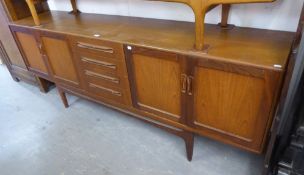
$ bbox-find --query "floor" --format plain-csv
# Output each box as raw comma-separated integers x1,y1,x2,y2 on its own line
0,65,264,175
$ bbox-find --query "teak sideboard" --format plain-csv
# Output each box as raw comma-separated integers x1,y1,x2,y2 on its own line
2,0,296,160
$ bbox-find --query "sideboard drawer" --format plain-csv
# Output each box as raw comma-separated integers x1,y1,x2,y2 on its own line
78,54,123,76
84,69,128,88
87,82,127,104
70,36,124,59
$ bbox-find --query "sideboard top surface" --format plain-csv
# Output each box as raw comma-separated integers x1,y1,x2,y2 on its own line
10,11,294,70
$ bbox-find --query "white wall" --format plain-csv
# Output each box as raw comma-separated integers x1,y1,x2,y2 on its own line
48,0,304,32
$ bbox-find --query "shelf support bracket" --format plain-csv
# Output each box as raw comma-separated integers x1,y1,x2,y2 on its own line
25,0,41,26
220,4,231,28
70,0,80,14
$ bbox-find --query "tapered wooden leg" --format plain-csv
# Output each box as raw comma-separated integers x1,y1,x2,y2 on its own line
139,118,195,161
36,77,49,93
182,132,195,161
58,88,69,108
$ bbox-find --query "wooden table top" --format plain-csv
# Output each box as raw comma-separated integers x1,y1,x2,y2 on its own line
11,11,295,70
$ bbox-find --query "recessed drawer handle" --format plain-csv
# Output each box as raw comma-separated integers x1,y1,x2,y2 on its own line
85,70,120,84
181,74,187,93
81,57,117,70
89,83,122,97
187,76,194,96
77,42,114,54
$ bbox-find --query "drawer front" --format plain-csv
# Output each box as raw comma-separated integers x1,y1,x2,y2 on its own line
70,36,124,59
84,69,127,88
87,82,127,104
69,36,131,105
79,54,124,76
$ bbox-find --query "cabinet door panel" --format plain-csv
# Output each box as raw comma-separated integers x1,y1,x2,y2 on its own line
126,47,186,123
41,34,80,86
134,54,181,117
194,68,264,139
15,32,47,74
191,60,279,151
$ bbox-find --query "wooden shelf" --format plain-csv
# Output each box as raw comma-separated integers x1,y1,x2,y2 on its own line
23,0,277,50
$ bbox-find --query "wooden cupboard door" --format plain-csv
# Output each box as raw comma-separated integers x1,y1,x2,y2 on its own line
40,33,80,87
125,46,187,123
11,27,48,76
190,60,280,152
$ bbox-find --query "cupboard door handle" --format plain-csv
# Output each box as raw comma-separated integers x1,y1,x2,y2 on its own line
77,42,114,54
37,43,43,54
89,83,122,97
38,43,42,50
85,70,120,84
112,91,122,96
81,57,117,69
187,76,194,96
181,74,187,93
